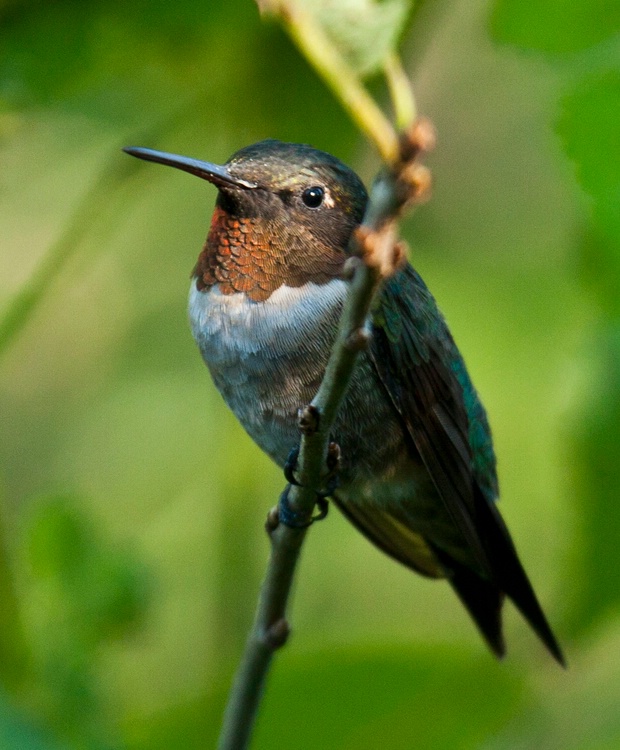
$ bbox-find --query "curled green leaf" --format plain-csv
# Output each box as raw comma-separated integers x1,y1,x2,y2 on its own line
311,0,413,76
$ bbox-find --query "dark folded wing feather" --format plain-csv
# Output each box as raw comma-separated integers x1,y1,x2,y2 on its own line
369,264,494,577
332,494,443,578
362,264,564,664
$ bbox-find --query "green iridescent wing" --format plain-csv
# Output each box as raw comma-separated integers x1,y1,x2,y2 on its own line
369,264,497,571
354,263,564,663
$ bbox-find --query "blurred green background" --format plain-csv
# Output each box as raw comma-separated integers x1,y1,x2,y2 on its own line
1,0,619,747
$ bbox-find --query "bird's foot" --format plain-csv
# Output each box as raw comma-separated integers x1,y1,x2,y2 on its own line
284,442,341,497
283,446,301,486
278,442,341,528
278,485,329,529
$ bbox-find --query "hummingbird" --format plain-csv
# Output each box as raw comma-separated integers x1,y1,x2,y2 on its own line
124,139,564,665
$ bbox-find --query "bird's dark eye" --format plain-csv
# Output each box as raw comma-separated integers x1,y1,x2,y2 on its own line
302,186,324,208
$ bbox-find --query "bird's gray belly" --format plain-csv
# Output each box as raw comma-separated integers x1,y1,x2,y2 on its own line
189,280,479,565
188,280,408,485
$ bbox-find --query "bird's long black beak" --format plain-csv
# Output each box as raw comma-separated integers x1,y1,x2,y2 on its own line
123,146,257,189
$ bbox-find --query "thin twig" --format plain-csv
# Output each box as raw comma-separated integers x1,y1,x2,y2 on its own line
217,4,433,746
383,52,417,131
215,517,305,750
216,122,432,749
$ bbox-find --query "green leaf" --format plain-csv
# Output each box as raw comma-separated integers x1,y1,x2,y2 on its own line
0,689,65,750
490,0,620,54
254,645,523,750
576,228,620,317
26,496,89,579
126,645,524,750
0,0,258,125
566,323,620,635
552,53,620,643
23,496,151,746
311,0,413,76
25,494,151,638
557,72,620,250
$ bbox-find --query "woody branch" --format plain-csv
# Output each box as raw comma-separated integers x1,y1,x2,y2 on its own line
216,3,434,749
216,122,434,750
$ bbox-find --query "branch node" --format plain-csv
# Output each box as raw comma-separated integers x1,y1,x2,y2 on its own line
393,240,409,268
354,223,402,278
263,618,290,649
345,326,371,351
399,164,433,206
343,255,362,279
399,117,436,163
266,506,280,534
298,404,320,436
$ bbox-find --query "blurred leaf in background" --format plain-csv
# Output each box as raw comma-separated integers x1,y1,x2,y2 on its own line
491,0,620,54
0,688,65,750
312,0,411,76
0,0,619,748
22,494,150,748
558,73,620,252
488,2,620,748
555,73,620,636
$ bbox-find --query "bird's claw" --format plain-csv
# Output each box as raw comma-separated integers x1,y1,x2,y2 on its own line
283,442,341,497
278,441,341,528
284,446,301,486
278,484,329,529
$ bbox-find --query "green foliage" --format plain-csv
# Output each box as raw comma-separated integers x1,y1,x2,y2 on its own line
0,690,65,750
554,74,620,636
557,73,620,252
490,0,620,54
255,646,522,750
311,0,413,75
0,0,618,747
567,325,620,633
0,0,224,116
492,0,620,644
26,495,150,638
123,645,524,750
0,499,27,690
22,496,150,747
